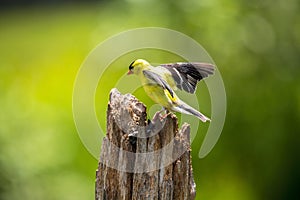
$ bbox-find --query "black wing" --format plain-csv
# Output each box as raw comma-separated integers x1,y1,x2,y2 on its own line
143,70,174,97
160,62,215,94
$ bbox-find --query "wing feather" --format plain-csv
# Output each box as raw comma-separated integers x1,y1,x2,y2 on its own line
160,62,215,93
143,70,174,98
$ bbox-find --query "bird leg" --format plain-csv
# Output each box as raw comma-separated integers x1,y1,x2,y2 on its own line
152,107,171,122
160,109,172,120
152,107,165,122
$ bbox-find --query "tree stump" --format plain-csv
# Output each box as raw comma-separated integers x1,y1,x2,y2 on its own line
95,88,196,200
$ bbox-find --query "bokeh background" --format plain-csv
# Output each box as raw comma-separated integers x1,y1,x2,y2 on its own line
1,0,300,199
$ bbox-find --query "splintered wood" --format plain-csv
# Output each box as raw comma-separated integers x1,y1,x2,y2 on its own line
95,88,196,200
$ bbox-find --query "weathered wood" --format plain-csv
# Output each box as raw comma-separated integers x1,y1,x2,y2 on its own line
95,88,196,200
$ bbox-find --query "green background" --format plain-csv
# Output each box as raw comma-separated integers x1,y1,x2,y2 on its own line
1,0,300,199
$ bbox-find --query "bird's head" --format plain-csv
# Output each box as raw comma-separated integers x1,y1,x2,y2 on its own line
127,59,150,75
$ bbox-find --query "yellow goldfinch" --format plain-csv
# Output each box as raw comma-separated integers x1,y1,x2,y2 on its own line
127,59,214,122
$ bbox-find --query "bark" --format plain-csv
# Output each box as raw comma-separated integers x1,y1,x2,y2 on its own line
95,88,196,200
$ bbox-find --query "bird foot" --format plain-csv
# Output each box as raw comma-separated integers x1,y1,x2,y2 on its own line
160,111,172,120
152,111,163,122
151,108,169,122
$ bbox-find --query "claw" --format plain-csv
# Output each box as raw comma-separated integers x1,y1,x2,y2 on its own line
152,107,166,122
152,112,162,122
160,111,172,120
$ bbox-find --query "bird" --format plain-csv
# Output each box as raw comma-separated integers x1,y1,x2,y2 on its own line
127,59,214,122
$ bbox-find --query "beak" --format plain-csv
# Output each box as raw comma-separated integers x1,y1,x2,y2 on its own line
127,70,133,75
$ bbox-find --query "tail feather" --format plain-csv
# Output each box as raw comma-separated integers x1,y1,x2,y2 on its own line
174,101,211,122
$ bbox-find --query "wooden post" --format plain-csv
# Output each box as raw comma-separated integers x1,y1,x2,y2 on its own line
95,88,196,200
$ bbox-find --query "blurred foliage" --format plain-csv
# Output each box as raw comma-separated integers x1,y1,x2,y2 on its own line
0,0,300,199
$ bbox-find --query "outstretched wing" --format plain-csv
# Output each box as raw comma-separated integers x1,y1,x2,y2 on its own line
160,62,215,93
143,70,174,98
